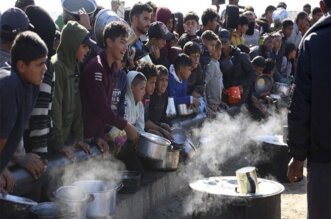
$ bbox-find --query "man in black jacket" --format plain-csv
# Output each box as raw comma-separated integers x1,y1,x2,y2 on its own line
287,1,331,218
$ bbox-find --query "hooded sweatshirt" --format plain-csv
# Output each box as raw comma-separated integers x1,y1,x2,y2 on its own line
49,21,89,153
124,71,146,133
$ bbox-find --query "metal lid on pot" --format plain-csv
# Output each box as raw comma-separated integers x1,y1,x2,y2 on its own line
0,194,37,206
72,180,121,194
139,132,171,146
189,176,284,198
55,186,87,202
62,0,97,14
253,135,287,146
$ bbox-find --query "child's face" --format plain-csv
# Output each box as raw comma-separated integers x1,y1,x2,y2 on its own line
184,19,198,36
179,65,193,80
189,52,200,69
156,74,169,95
107,35,128,62
132,81,146,102
211,46,222,60
205,40,217,56
254,66,264,76
18,56,48,86
289,50,297,60
154,38,167,49
145,76,157,96
76,44,90,62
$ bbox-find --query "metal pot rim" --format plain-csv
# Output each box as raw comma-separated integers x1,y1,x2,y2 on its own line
140,132,171,146
71,180,122,194
0,194,37,206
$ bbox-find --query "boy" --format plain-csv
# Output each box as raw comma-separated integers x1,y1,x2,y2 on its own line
168,53,200,107
178,11,202,49
200,30,219,70
137,63,172,140
0,31,47,192
205,39,225,113
231,15,249,47
80,21,138,151
149,65,170,127
50,21,94,160
183,41,204,97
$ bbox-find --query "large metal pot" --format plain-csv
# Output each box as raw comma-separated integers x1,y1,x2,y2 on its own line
190,176,285,219
146,148,180,171
62,0,97,15
138,132,171,160
29,202,76,219
72,180,122,217
94,9,137,47
0,194,37,219
54,186,88,219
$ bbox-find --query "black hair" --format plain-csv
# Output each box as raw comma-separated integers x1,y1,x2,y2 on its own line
263,58,275,74
103,21,128,47
174,53,192,71
201,8,218,26
124,9,131,25
324,0,331,8
284,42,296,58
312,7,322,16
129,3,153,23
237,15,249,26
295,11,308,24
265,5,276,14
156,65,169,77
174,12,184,36
183,41,201,55
282,19,294,29
237,44,250,54
201,30,219,42
136,62,157,80
11,30,48,67
303,4,311,9
131,73,147,87
184,11,199,23
15,0,35,10
146,1,157,13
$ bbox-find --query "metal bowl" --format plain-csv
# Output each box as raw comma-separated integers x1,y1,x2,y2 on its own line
138,132,171,160
0,194,37,218
255,75,273,95
62,0,97,14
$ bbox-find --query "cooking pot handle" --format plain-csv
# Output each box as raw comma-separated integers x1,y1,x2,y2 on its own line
116,183,124,192
88,194,95,203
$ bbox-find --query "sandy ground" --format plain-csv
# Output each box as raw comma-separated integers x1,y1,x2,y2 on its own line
147,168,308,219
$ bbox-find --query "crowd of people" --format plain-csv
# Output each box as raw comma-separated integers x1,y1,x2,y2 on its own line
0,0,330,218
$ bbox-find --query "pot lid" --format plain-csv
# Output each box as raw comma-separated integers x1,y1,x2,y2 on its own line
189,176,284,198
72,180,121,194
253,135,287,146
55,186,87,202
0,194,37,206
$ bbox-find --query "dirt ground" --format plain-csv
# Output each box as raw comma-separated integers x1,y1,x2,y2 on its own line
147,167,308,219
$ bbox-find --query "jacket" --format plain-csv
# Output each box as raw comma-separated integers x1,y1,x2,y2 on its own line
288,13,331,163
168,65,192,105
80,51,128,138
124,71,146,133
49,21,89,152
205,58,224,107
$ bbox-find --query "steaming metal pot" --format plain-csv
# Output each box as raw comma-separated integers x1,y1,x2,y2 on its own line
138,132,171,160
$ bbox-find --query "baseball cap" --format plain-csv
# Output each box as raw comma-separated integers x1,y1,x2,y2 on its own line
218,28,230,42
82,33,97,47
0,7,33,34
148,21,174,40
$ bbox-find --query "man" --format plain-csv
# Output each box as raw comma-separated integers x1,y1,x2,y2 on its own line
0,31,48,193
287,11,310,48
287,1,331,219
230,15,249,47
196,8,219,36
303,3,312,16
311,7,323,26
130,2,152,41
243,11,260,47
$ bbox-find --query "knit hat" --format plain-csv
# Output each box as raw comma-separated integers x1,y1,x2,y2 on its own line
156,7,174,25
148,21,174,40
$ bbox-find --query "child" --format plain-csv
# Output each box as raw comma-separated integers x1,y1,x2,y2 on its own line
178,11,202,49
200,30,219,70
0,31,47,192
168,53,200,107
50,21,94,160
149,65,172,136
124,71,147,133
280,42,296,83
136,63,172,140
183,41,204,97
205,39,225,113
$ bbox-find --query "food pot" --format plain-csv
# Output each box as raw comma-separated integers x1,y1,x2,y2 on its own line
71,180,122,217
146,148,180,171
138,132,171,160
119,171,142,194
190,176,284,219
176,104,196,116
54,186,89,219
0,194,37,219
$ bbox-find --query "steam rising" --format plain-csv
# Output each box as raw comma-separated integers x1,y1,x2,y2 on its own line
180,107,287,215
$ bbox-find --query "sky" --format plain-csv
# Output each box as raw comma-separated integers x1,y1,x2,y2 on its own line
0,0,320,21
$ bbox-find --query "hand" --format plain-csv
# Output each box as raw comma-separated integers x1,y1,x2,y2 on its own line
287,158,304,183
160,123,172,133
124,123,139,146
94,137,109,154
78,8,92,30
59,146,76,161
0,168,15,193
75,141,91,155
16,153,47,180
149,45,160,60
127,47,136,67
192,97,201,108
161,129,174,142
